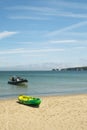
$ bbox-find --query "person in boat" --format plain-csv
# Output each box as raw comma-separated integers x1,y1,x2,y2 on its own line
11,76,17,81
16,77,20,81
12,76,15,81
10,76,27,82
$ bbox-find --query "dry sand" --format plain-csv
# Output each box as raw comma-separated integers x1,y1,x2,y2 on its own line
0,94,87,130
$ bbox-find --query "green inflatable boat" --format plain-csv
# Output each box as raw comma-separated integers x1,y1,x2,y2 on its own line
18,95,41,106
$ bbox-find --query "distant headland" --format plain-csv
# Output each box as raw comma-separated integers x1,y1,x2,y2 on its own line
52,66,87,71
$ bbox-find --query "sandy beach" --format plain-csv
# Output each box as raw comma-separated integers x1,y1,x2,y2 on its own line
0,94,87,130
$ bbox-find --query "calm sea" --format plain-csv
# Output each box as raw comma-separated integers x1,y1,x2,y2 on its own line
0,71,87,99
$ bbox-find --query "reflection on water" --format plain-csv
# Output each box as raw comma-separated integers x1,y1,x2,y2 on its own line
16,83,28,88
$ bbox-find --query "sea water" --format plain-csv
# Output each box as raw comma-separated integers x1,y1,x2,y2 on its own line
0,71,87,99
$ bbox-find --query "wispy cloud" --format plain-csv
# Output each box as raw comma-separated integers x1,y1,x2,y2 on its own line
49,39,87,45
0,48,64,55
47,21,87,36
8,8,87,20
51,12,87,18
57,1,87,10
6,4,87,19
0,31,18,39
49,40,77,44
6,1,87,11
28,48,64,53
17,41,32,44
0,48,24,54
9,16,48,20
6,6,55,12
61,32,87,36
74,46,86,49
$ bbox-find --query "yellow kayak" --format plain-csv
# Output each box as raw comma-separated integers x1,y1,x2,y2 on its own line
18,95,41,106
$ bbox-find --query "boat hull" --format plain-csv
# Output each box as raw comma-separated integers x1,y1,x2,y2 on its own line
8,79,28,85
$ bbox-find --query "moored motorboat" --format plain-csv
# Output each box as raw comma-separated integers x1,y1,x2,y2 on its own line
18,95,41,106
8,76,28,85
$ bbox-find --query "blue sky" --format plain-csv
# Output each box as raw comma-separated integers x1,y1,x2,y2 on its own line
0,0,87,70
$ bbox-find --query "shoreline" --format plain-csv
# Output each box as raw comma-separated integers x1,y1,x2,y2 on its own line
0,92,87,100
0,94,87,130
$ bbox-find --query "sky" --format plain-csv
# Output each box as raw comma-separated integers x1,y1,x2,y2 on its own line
0,0,87,70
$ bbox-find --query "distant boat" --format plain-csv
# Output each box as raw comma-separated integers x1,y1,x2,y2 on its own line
8,76,28,85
